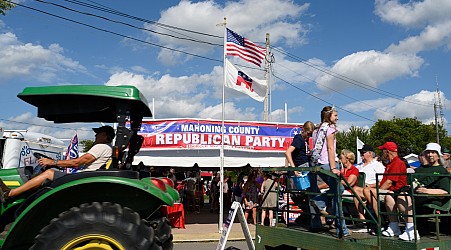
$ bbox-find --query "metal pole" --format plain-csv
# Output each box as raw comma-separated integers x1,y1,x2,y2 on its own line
219,17,227,233
284,102,288,123
263,33,270,121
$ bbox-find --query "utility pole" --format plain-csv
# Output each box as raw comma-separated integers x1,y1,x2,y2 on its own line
263,33,270,122
435,76,446,134
434,104,439,144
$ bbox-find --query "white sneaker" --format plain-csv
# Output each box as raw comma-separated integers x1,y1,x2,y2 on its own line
399,230,420,241
381,226,401,237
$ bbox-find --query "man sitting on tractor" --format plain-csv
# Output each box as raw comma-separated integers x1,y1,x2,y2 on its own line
0,125,115,202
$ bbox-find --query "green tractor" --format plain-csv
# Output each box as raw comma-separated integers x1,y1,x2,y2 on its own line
0,85,179,249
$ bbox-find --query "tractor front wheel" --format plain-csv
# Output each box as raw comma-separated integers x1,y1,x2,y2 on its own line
31,202,159,250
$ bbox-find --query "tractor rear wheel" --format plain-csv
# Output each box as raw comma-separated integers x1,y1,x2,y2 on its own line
31,202,159,250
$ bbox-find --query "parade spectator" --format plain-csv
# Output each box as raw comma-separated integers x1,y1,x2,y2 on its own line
339,149,359,200
184,172,197,212
243,173,260,224
233,179,244,204
261,172,278,227
352,144,385,228
363,141,407,237
397,143,450,241
210,173,220,213
443,148,451,170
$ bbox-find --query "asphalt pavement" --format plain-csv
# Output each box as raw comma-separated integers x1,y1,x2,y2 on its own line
173,240,249,250
172,202,256,244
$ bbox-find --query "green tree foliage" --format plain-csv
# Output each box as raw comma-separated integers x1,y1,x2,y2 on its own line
368,117,445,157
80,139,94,153
336,126,370,162
0,0,15,15
336,117,450,160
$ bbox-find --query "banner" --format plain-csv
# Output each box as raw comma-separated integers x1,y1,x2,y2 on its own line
136,119,303,152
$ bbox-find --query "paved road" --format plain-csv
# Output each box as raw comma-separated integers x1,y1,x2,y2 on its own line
174,240,250,250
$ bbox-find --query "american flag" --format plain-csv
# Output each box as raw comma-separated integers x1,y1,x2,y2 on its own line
226,28,266,67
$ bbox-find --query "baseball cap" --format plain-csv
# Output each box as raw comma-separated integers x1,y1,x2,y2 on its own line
92,125,115,140
358,144,374,154
424,142,443,156
443,148,450,155
378,141,397,152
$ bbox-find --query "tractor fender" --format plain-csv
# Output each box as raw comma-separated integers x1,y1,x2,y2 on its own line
2,176,177,249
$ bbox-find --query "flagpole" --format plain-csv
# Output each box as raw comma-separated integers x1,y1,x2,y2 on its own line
219,17,227,233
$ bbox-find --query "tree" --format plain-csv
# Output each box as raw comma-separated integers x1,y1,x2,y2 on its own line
0,0,15,15
80,139,94,153
368,117,443,157
336,126,370,161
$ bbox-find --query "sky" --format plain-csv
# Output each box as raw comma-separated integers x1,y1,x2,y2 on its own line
0,0,450,142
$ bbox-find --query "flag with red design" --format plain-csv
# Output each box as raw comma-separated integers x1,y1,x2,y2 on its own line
225,59,266,102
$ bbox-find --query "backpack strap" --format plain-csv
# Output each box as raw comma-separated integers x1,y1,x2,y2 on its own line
313,123,329,153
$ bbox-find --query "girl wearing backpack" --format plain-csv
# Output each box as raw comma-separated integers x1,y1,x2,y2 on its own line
309,106,349,238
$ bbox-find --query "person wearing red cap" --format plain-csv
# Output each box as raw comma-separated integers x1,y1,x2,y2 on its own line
363,141,407,236
0,125,115,201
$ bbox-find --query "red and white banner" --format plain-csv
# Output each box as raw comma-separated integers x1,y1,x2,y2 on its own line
137,119,305,152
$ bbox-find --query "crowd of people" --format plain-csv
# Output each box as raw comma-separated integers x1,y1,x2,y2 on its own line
284,105,451,241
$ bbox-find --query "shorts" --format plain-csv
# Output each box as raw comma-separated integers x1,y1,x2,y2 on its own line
377,189,390,202
53,169,68,180
342,190,353,201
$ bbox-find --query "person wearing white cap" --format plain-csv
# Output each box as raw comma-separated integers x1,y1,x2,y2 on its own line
396,142,450,241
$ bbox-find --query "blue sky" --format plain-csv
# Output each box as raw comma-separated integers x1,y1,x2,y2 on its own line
0,0,450,141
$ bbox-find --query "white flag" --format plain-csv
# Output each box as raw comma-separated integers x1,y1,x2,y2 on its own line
357,137,365,164
225,58,266,102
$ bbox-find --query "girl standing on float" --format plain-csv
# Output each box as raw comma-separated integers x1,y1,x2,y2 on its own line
309,106,349,238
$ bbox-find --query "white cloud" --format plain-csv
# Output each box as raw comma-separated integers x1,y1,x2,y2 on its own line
373,90,442,124
1,112,96,140
147,0,310,65
270,106,304,123
271,48,326,89
343,98,398,113
386,20,451,54
0,32,86,83
315,50,423,92
198,102,258,121
375,0,451,28
313,1,451,95
104,66,262,120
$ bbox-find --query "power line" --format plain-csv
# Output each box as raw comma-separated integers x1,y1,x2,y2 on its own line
12,2,223,63
61,0,223,38
271,47,433,108
273,61,398,118
6,1,442,130
272,74,376,122
36,0,223,47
